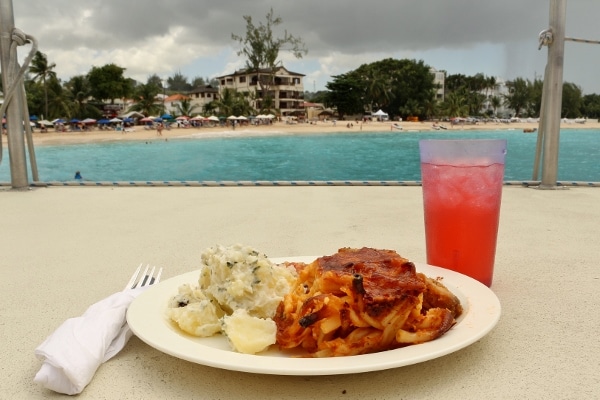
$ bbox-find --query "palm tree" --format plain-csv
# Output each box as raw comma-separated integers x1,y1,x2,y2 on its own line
490,96,502,117
175,98,199,117
443,91,469,117
29,51,57,119
212,88,236,116
128,83,162,116
65,75,99,119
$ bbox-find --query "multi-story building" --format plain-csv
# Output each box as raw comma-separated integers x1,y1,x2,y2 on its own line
187,85,219,114
215,66,305,116
481,77,512,118
430,67,446,102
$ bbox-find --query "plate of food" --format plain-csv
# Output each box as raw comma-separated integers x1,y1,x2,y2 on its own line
127,246,501,375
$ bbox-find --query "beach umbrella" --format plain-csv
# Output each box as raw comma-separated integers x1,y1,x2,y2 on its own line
176,115,190,120
97,118,110,124
52,118,65,124
37,119,53,126
70,118,80,124
139,117,153,122
161,114,173,120
207,116,219,122
227,115,237,120
154,117,163,122
29,115,38,121
190,116,204,121
82,118,97,124
109,117,122,123
237,116,248,120
122,117,134,123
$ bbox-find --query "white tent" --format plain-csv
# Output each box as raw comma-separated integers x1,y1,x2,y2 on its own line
119,111,145,119
372,109,389,121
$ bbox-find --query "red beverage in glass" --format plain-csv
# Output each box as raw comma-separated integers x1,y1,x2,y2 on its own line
419,140,506,287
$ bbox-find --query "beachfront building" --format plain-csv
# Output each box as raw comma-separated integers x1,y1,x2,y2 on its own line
303,101,327,121
430,67,445,102
481,77,512,118
215,66,305,117
163,94,190,115
187,85,219,115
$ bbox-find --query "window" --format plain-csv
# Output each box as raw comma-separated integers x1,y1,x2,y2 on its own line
239,76,246,83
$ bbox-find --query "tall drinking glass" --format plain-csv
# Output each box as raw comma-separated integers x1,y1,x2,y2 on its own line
419,139,507,287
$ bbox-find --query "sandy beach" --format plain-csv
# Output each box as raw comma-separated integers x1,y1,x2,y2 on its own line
3,118,599,146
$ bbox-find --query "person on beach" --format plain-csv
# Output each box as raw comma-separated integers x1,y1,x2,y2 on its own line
157,123,163,136
74,171,82,180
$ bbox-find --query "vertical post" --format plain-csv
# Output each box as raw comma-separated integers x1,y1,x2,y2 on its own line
0,0,28,188
162,80,166,115
540,0,566,189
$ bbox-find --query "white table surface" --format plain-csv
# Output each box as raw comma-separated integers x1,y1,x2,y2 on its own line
1,185,599,399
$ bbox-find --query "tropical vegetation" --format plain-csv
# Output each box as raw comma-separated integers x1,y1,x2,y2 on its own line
12,47,600,123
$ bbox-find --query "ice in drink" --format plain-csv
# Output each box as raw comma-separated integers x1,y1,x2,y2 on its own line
419,139,506,287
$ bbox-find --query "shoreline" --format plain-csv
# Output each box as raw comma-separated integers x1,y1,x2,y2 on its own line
2,119,599,146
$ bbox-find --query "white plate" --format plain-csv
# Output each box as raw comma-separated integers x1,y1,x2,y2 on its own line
127,256,501,375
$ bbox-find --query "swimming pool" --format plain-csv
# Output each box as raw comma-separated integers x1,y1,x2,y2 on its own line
1,129,599,183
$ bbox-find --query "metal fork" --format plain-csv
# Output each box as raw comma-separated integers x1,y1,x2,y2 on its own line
123,263,163,291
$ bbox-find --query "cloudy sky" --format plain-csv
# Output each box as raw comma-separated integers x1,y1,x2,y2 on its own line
12,0,600,94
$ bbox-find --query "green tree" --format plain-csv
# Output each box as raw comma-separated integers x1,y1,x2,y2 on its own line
324,73,364,120
28,51,57,119
561,82,583,118
441,90,470,117
211,88,255,116
360,58,435,120
167,71,191,92
490,96,502,117
64,75,101,119
87,64,130,103
146,74,163,89
45,75,71,119
422,98,439,120
232,8,307,111
175,97,199,117
127,82,162,116
191,76,207,88
466,92,486,116
400,99,423,119
24,78,45,118
504,78,531,117
445,74,469,94
582,94,600,118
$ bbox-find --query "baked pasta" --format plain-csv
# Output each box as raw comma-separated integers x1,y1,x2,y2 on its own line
274,247,462,357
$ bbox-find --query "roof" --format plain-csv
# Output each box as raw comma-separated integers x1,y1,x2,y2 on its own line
215,65,305,79
303,102,323,108
188,85,219,95
165,94,190,102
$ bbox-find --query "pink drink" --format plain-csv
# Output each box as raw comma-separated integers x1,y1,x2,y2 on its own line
419,140,506,287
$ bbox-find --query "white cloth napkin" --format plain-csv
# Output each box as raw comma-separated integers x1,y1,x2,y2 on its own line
34,286,148,395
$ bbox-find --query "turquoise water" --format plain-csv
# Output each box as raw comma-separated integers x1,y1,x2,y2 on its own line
1,129,599,182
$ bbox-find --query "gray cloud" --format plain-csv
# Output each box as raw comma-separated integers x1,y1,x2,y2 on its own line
11,0,600,93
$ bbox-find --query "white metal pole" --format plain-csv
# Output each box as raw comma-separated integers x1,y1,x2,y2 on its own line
0,0,29,188
540,0,566,189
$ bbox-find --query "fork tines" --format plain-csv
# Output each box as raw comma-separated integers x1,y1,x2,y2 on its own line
124,264,163,291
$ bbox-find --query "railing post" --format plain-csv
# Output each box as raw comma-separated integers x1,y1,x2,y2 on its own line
539,0,566,189
0,0,29,188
